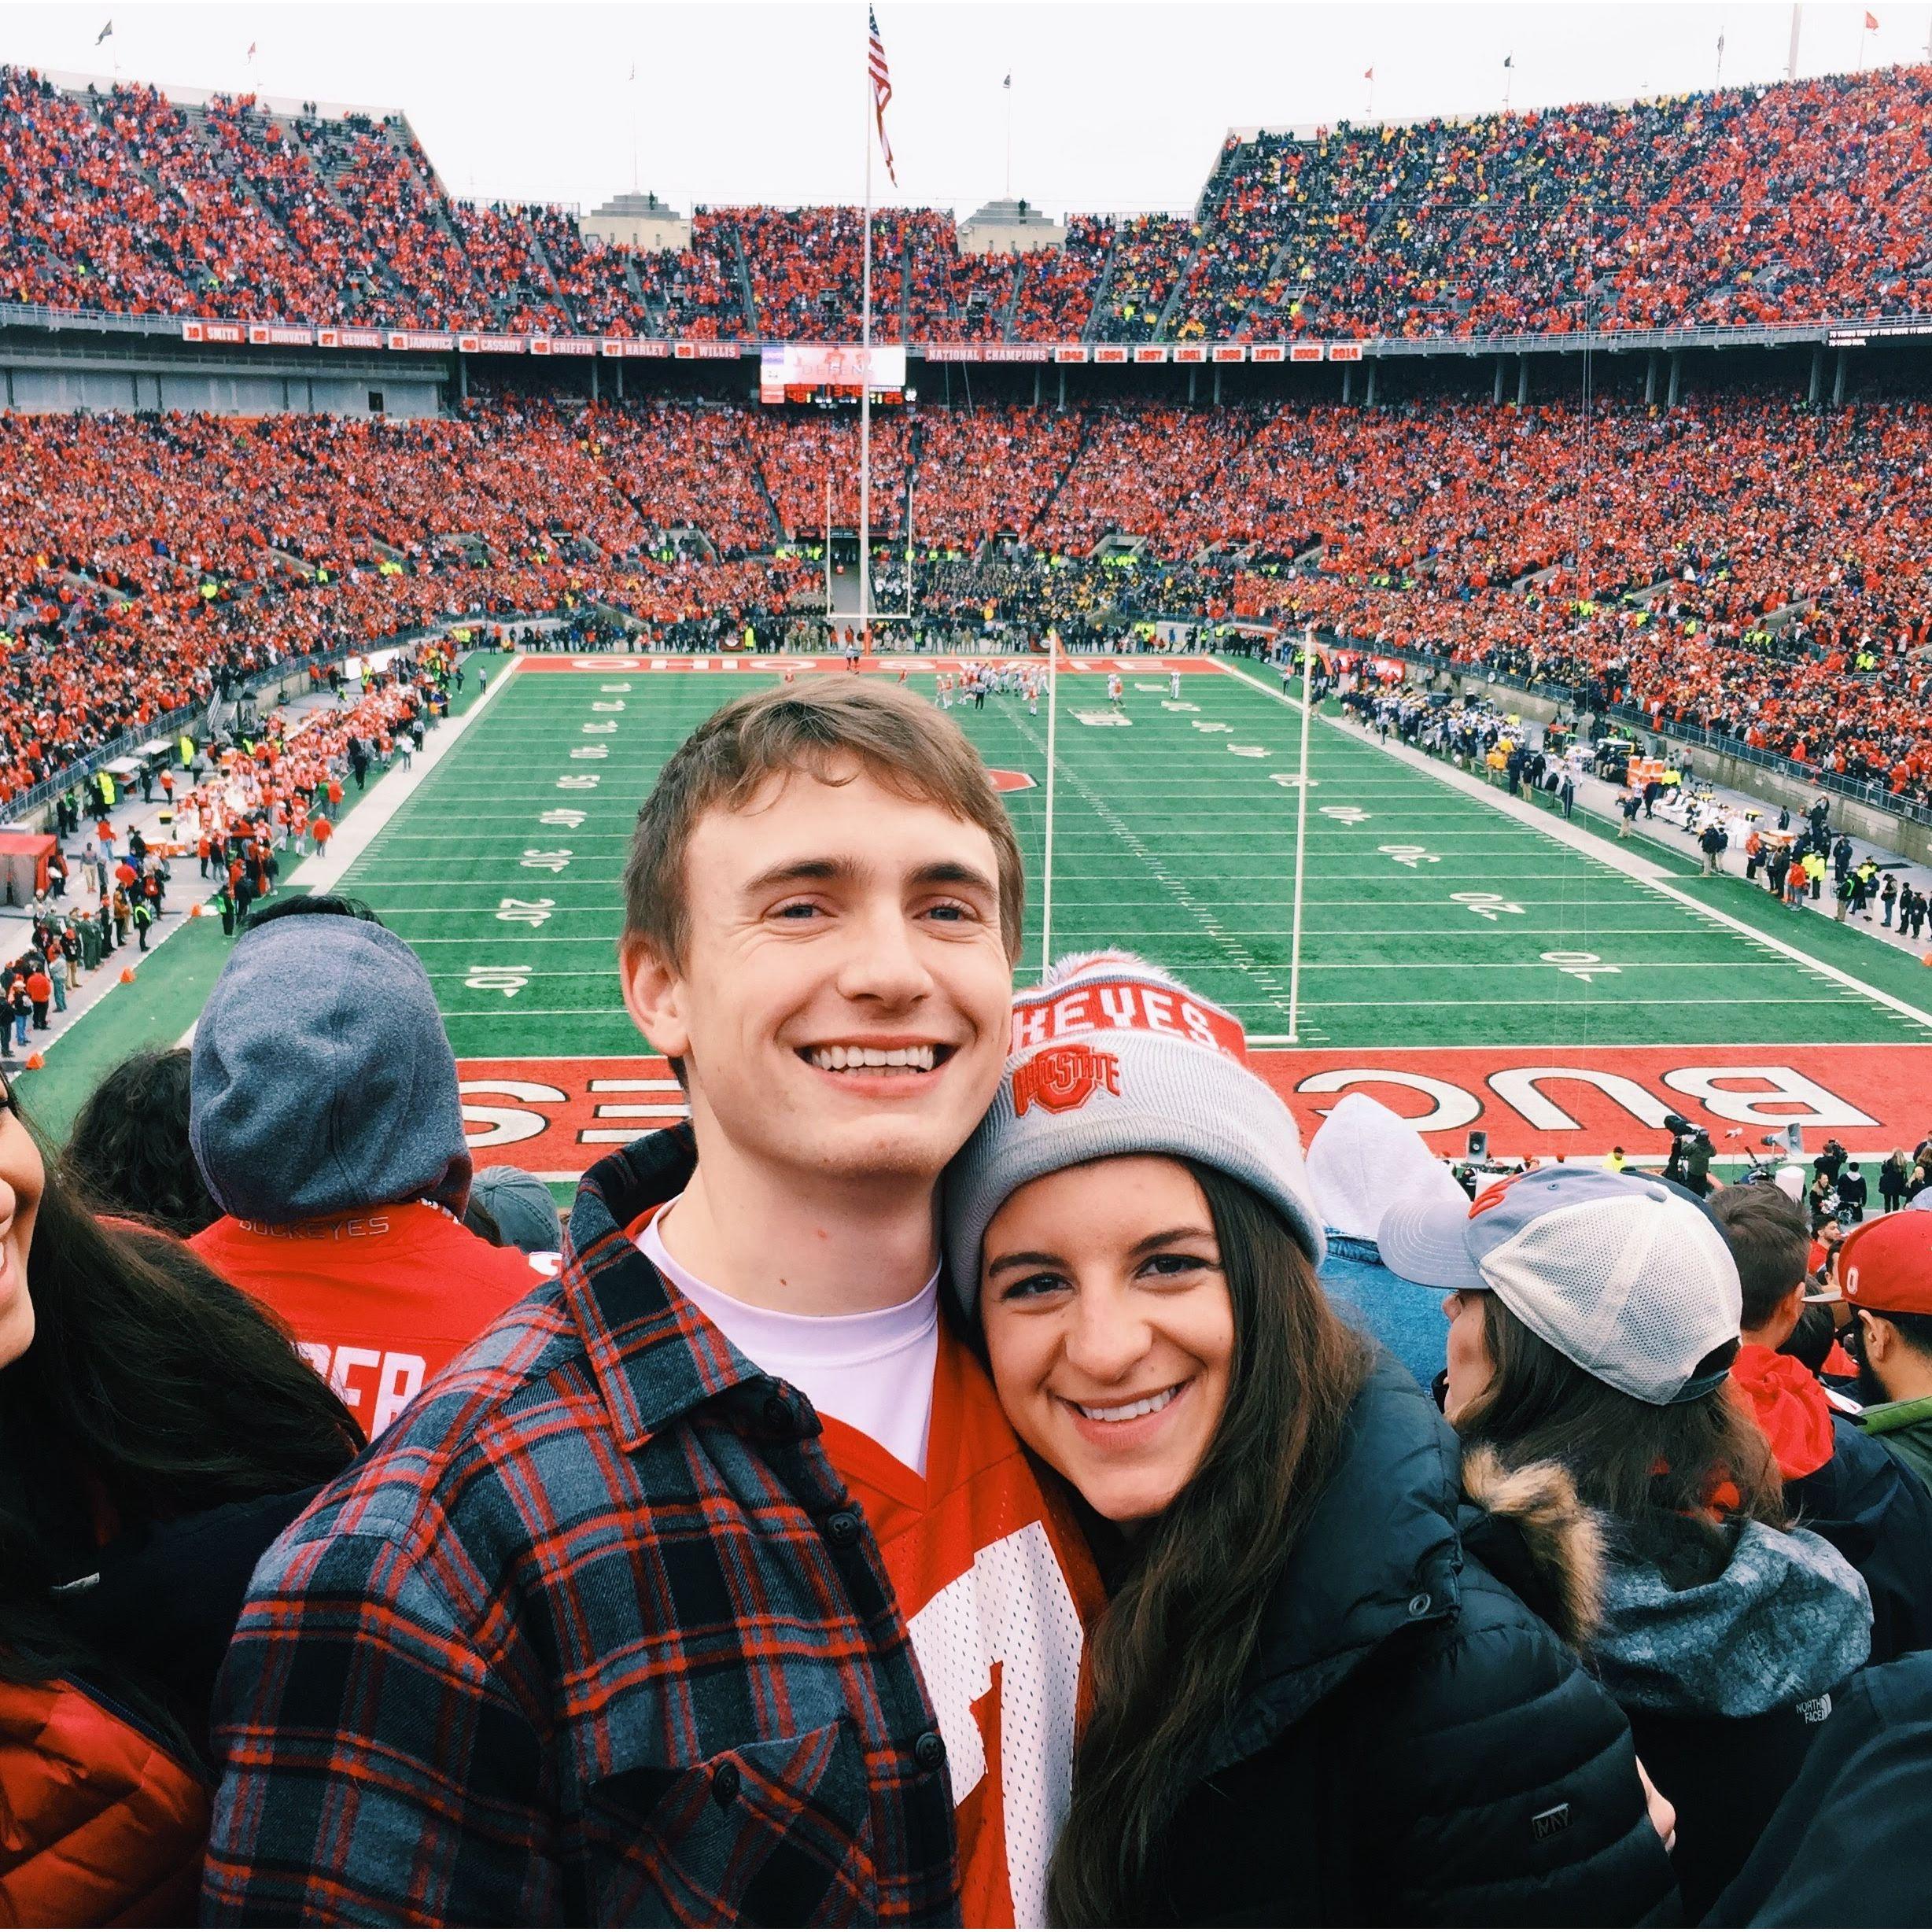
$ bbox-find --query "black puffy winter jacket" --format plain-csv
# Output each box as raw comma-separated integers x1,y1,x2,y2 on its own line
1130,1357,1679,1926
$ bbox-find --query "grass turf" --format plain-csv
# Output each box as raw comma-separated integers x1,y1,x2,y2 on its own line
329,660,1930,1059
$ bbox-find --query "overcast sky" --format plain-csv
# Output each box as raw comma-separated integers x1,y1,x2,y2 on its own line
8,1,1926,216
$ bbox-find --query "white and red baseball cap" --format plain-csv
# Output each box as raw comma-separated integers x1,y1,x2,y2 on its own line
1377,1165,1742,1406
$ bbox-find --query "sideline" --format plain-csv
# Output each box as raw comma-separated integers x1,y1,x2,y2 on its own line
293,655,522,896
16,661,511,1134
1213,658,1932,1036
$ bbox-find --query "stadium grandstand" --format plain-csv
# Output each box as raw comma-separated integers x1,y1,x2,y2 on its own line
12,25,1932,1928
1,60,1930,828
3,63,1932,341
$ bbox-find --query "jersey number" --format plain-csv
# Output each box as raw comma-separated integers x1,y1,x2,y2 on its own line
905,1521,1084,1930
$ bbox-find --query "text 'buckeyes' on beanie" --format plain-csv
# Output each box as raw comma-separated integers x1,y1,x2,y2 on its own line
943,952,1323,1318
190,912,473,1225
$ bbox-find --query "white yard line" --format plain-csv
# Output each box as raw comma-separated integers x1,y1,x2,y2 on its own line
1214,659,1932,1035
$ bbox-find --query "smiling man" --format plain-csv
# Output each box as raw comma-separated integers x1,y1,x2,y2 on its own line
204,682,1100,1928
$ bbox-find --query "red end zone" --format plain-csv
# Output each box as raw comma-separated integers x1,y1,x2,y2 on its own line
459,1045,1932,1180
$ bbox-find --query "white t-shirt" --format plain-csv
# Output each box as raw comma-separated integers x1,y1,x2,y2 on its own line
640,1203,939,1477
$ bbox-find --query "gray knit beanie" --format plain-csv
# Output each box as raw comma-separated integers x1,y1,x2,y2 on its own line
190,912,472,1223
943,952,1324,1318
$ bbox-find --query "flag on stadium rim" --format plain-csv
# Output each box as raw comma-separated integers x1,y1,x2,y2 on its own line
869,6,898,187
1864,9,1879,28
95,17,112,43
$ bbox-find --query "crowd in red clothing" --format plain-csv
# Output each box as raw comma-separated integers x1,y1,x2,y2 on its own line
743,408,913,536
9,387,1932,807
0,399,824,806
1033,405,1255,553
13,63,1932,344
1008,214,1115,341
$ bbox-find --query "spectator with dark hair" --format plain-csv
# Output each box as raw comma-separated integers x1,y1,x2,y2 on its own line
1385,1167,1873,1919
0,1075,362,1926
187,901,543,1442
1842,1213,1932,1490
1711,1183,1932,1665
65,1046,219,1237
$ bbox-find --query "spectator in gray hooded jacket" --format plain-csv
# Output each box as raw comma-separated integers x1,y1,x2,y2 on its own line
1381,1164,1873,1921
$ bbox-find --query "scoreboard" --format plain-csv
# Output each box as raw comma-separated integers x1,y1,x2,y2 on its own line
759,342,908,403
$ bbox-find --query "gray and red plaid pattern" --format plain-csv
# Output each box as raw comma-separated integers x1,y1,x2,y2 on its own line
205,1125,960,1926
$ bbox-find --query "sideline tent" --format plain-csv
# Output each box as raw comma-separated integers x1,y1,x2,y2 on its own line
0,831,56,905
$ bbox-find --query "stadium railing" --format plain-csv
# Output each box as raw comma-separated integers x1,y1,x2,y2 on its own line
1,296,1928,356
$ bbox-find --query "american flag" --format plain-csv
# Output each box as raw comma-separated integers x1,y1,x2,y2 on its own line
868,7,897,187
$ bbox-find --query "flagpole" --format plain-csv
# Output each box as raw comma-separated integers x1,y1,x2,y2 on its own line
1285,625,1314,1045
1715,33,1725,87
859,20,873,658
1004,77,1012,199
1042,629,1060,979
1788,4,1802,80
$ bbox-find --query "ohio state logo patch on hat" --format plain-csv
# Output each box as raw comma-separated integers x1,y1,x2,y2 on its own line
1013,1043,1121,1116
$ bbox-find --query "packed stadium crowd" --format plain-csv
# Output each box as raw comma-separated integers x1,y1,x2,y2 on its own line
9,63,1932,341
4,676,1931,1926
9,386,1932,808
15,31,1932,1928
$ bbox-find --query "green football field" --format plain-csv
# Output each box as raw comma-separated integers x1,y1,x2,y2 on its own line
330,658,1932,1056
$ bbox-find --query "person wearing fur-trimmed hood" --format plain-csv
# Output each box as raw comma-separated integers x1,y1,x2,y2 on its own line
1381,1161,1874,1921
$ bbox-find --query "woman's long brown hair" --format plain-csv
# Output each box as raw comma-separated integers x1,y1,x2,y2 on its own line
1045,1163,1370,1926
1455,1296,1784,1569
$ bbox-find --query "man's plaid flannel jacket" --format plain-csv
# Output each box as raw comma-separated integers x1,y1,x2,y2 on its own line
203,1126,961,1925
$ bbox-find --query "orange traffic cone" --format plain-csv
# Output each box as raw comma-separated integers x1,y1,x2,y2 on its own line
24,1053,43,1071
190,901,205,919
120,966,136,984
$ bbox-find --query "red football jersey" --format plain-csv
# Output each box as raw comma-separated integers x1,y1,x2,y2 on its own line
821,1327,1104,1930
192,1203,547,1438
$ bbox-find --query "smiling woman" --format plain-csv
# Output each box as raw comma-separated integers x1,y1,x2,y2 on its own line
0,1082,363,1926
943,951,1681,1928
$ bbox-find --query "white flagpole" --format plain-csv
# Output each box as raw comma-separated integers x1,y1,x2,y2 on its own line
1004,77,1013,200
859,25,873,654
1285,626,1314,1043
1042,629,1060,978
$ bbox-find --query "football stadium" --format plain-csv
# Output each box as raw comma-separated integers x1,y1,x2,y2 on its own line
6,7,1932,1926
